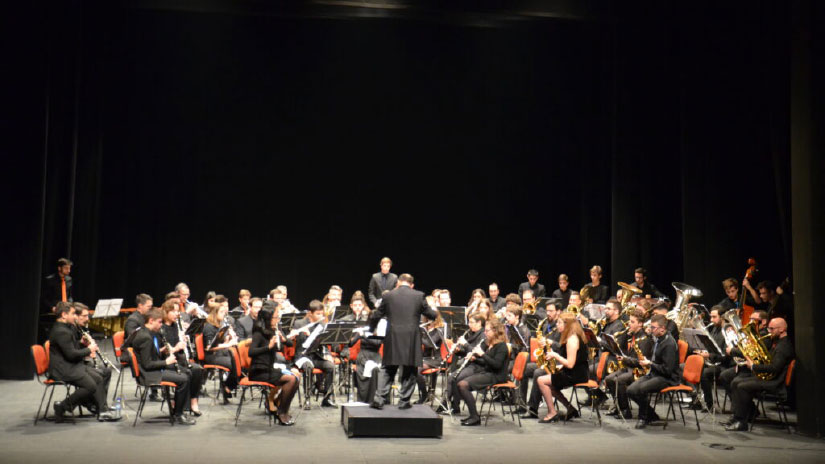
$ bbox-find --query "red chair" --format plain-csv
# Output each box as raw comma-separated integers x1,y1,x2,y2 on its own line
529,338,539,363
480,351,529,427
750,359,796,433
111,331,130,402
233,341,278,427
31,344,72,425
127,347,178,427
569,351,609,427
195,333,231,398
420,341,449,404
653,354,704,430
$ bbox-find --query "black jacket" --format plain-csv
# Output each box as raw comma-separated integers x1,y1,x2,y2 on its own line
48,321,90,382
131,327,169,385
369,285,437,366
42,274,72,314
518,282,547,299
368,272,398,306
647,333,680,383
752,336,794,381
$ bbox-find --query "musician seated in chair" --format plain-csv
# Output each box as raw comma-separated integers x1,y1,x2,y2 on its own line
132,308,196,425
533,312,590,423
202,301,240,403
415,310,445,404
718,310,768,395
605,309,653,419
627,314,680,429
451,319,510,426
49,302,118,422
724,317,794,431
694,306,733,412
293,300,336,407
439,314,487,415
249,307,299,425
73,302,114,414
519,300,562,417
160,299,204,416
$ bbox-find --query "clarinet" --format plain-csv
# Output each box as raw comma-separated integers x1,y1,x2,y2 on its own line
80,328,120,373
175,319,193,368
159,333,181,374
454,338,486,377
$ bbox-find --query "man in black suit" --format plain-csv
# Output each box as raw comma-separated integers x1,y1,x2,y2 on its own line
518,269,546,299
293,300,336,407
49,302,118,422
368,257,398,307
131,308,196,425
631,267,666,299
627,314,680,429
39,258,74,343
370,273,438,410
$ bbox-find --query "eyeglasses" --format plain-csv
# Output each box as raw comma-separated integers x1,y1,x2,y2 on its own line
767,327,779,331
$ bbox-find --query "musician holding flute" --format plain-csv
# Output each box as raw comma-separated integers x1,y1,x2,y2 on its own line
451,318,510,426
248,307,299,425
160,299,204,416
439,313,486,415
132,308,196,425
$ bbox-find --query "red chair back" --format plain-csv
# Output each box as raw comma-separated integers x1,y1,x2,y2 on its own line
379,344,384,357
113,331,125,357
349,340,361,362
595,351,609,383
444,339,455,364
512,352,529,381
677,340,689,364
230,346,243,378
127,347,141,378
785,360,796,387
681,354,704,384
283,345,295,361
237,340,252,370
195,334,206,361
44,340,51,356
31,345,49,376
530,338,539,363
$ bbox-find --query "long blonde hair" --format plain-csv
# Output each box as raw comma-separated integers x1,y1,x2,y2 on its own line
558,312,586,345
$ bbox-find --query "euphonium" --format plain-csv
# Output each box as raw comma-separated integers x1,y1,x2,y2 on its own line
617,281,643,314
736,322,773,380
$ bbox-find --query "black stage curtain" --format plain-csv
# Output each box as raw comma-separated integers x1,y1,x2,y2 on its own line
4,1,796,381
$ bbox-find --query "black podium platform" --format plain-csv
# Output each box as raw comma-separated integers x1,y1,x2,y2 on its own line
341,404,442,438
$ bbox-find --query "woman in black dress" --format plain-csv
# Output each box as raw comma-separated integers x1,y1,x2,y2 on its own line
202,301,239,402
455,318,510,426
535,312,589,423
248,308,299,425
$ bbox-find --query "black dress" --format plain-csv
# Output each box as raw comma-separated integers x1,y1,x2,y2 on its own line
551,336,589,389
248,332,286,385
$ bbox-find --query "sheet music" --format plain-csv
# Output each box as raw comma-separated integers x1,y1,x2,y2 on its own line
93,299,124,318
302,323,325,349
375,319,388,337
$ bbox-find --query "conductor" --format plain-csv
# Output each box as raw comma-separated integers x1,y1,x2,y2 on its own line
370,273,438,410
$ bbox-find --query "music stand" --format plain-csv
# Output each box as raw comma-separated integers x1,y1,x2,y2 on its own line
681,329,722,358
601,333,630,358
92,299,123,337
535,297,552,312
524,314,541,332
438,306,466,338
279,313,299,331
506,325,528,351
332,306,353,322
207,326,230,350
186,318,206,336
582,327,599,349
318,322,357,346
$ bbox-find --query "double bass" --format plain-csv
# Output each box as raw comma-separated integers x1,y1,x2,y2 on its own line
739,258,758,323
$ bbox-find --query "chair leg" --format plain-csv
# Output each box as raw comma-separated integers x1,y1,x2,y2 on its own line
590,389,602,427
34,385,53,425
235,387,247,427
164,387,175,425
133,387,148,427
676,392,686,426
112,368,124,404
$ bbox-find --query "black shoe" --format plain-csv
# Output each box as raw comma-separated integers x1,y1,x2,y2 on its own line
621,409,633,419
606,407,620,417
520,410,539,419
564,408,580,421
461,416,481,426
370,401,383,410
647,412,660,423
539,413,561,424
321,398,337,408
398,402,413,410
634,419,648,429
190,409,202,417
720,416,736,426
725,420,749,431
514,406,527,414
175,415,196,426
436,405,458,415
53,401,67,423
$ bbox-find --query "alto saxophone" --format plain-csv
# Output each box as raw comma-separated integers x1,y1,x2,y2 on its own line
632,336,650,380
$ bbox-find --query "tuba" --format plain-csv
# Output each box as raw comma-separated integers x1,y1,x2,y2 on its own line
667,282,703,333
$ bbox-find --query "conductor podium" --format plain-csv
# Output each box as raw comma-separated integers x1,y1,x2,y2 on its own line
341,404,442,438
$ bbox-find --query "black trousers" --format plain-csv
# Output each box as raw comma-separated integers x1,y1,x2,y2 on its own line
520,362,539,407
627,375,672,419
179,363,203,399
729,370,784,422
604,369,635,411
447,364,483,411
64,372,107,413
699,364,724,407
303,356,335,396
161,370,191,416
204,351,238,390
374,364,417,406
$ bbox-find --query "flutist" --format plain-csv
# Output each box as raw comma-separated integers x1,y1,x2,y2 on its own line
249,307,299,425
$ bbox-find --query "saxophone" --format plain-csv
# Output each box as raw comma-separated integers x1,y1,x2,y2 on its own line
534,324,560,374
632,336,650,380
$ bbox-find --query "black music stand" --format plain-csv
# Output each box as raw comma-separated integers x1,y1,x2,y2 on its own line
207,326,230,350
535,297,552,313
438,306,466,338
332,306,353,322
601,333,630,358
279,313,299,331
582,327,599,350
681,329,722,358
524,314,542,332
507,325,528,351
186,318,206,336
318,322,357,346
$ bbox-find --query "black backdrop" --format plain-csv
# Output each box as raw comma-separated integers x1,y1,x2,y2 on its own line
5,1,798,378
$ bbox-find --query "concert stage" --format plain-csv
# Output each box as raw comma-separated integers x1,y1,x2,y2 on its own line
2,357,824,464
342,404,442,438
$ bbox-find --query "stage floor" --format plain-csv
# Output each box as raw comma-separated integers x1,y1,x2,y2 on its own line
3,370,823,464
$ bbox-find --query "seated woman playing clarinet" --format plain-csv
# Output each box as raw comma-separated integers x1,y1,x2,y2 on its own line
452,318,510,426
161,299,204,416
202,301,239,403
248,307,299,425
534,312,589,423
